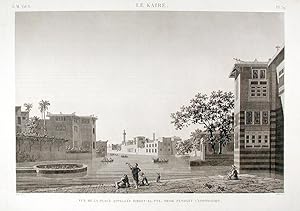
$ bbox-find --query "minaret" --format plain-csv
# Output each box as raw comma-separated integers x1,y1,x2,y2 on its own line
122,129,126,145
153,133,155,141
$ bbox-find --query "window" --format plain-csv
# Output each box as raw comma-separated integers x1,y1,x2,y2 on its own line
74,126,78,132
22,117,26,120
168,149,171,151
146,149,148,153
254,111,261,124
252,69,266,79
260,69,266,79
262,111,269,124
93,128,95,134
279,75,284,87
155,143,157,147
56,116,65,121
17,117,21,124
252,69,258,79
246,111,269,125
246,135,250,143
258,135,262,143
251,135,255,143
155,149,157,153
245,131,269,148
264,135,268,143
250,69,268,99
249,80,268,98
246,111,253,124
81,119,90,124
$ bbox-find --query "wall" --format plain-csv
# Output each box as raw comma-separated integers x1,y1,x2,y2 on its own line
232,62,283,171
15,107,29,133
95,141,107,157
16,136,67,162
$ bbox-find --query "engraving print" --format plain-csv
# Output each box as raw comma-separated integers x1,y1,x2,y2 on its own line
15,11,284,193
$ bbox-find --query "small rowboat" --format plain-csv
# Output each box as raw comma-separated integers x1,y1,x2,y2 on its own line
101,157,114,162
152,158,168,163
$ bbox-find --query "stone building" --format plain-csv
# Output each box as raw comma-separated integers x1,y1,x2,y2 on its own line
45,112,97,151
15,106,29,133
145,136,181,156
229,50,284,172
95,140,108,157
269,46,284,172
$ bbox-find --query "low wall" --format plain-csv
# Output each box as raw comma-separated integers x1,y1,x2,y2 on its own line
16,137,67,162
16,136,93,162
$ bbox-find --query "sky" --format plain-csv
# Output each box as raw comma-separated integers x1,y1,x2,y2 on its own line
15,11,284,144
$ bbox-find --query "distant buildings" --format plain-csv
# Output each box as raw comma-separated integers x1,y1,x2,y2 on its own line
145,137,180,156
229,47,284,172
119,130,181,156
96,140,108,157
15,106,29,134
121,136,148,153
45,112,97,151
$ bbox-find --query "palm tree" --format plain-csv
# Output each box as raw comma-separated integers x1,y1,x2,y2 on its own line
38,100,50,135
23,103,33,113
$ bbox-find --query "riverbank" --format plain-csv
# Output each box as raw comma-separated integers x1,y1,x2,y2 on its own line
19,174,283,193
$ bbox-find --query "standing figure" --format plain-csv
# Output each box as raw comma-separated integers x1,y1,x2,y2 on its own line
126,162,141,189
156,173,161,183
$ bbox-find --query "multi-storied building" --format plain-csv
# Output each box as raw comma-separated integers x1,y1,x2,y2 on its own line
145,137,181,156
229,49,284,172
121,136,148,153
45,112,97,151
269,46,284,172
15,106,29,133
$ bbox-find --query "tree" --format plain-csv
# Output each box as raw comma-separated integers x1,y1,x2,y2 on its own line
171,90,234,154
190,129,206,155
38,100,50,135
175,139,194,155
24,116,42,136
23,103,33,113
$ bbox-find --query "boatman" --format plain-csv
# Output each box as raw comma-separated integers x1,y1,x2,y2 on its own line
126,162,141,189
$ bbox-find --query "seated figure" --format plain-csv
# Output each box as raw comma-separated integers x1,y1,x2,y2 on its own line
115,174,130,189
228,165,239,180
139,172,149,186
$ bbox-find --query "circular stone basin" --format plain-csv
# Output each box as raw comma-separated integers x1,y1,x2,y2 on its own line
34,163,87,174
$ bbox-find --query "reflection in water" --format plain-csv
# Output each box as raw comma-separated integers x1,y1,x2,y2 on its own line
16,154,282,190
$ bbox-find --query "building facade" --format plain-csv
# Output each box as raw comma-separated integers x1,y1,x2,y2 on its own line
45,113,97,151
269,47,284,172
229,54,284,172
145,137,180,156
15,106,29,134
95,140,108,157
121,136,148,153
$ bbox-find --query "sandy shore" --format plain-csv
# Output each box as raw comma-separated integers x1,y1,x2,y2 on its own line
19,174,283,193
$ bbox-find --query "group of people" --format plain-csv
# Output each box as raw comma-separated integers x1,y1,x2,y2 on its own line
115,162,238,190
115,162,161,189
